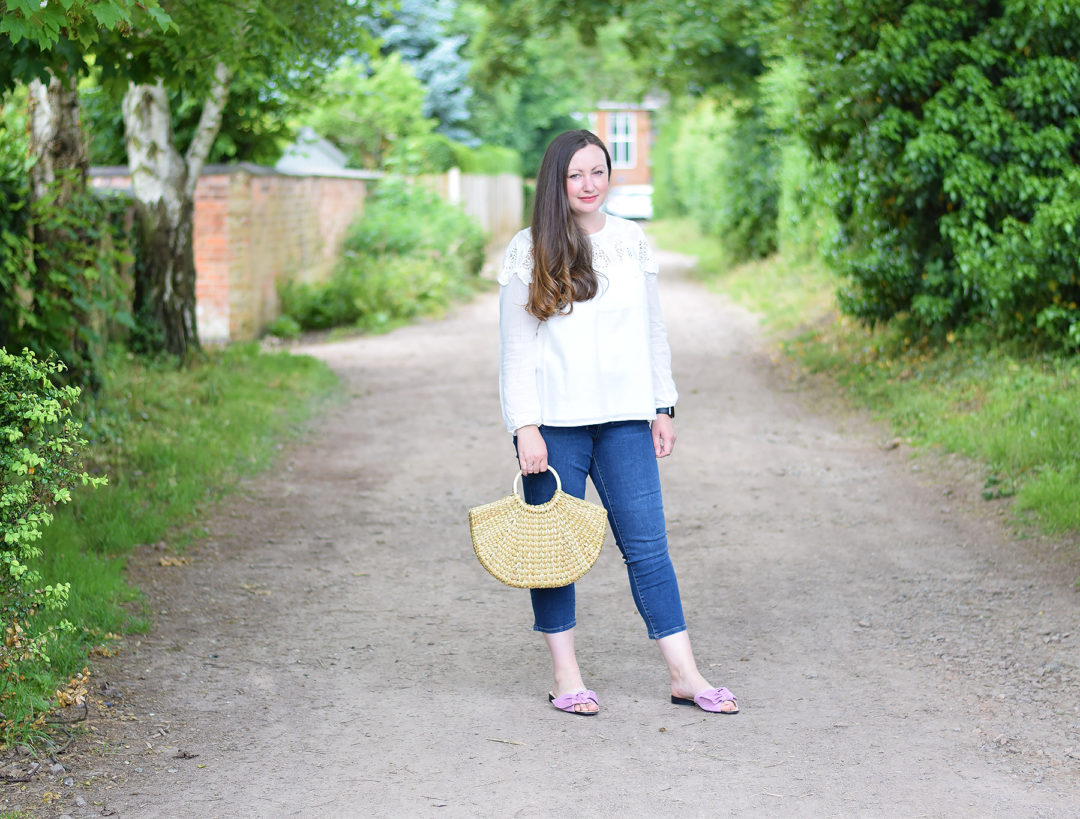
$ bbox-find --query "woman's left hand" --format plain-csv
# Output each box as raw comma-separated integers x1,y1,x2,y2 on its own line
652,413,676,458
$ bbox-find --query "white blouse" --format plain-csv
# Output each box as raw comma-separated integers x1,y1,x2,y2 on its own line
498,214,678,434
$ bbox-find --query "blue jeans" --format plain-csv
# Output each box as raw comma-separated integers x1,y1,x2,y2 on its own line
517,421,687,639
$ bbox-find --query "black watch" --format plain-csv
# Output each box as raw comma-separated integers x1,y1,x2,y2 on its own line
655,406,675,419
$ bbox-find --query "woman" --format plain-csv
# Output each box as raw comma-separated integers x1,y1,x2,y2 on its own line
498,129,738,716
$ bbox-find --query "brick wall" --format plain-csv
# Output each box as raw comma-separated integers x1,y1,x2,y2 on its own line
91,164,522,343
218,169,375,342
193,173,232,341
93,165,376,342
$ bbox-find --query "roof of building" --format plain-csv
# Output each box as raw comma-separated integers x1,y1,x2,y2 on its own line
274,126,348,174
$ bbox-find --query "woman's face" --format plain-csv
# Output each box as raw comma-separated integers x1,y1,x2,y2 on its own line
564,144,609,219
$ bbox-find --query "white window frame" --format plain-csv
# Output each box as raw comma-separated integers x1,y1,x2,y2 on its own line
607,112,636,170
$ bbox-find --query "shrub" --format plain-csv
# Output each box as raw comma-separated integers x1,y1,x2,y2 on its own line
1,348,105,719
797,0,1080,349
0,126,133,388
346,177,485,268
759,55,836,259
394,132,460,173
452,143,522,175
2,343,336,743
264,315,302,340
390,135,522,176
0,125,34,354
278,276,358,331
720,101,780,261
649,110,685,220
661,95,778,264
278,177,486,333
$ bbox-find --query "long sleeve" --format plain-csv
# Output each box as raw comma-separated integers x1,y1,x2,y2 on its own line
636,227,678,408
498,254,543,434
646,272,679,408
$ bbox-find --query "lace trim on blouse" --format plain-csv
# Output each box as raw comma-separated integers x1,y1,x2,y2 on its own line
498,218,659,288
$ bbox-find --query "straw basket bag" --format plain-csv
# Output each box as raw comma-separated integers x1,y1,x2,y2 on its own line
468,466,607,589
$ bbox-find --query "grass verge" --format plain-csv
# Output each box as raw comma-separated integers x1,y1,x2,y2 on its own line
1,343,339,747
649,217,1080,541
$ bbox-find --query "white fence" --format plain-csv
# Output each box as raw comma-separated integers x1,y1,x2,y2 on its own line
420,170,525,253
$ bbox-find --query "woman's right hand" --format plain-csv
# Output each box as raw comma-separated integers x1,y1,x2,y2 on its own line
515,425,548,474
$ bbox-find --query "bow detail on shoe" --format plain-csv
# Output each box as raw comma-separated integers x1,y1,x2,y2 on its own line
693,687,738,713
671,686,739,714
549,689,599,715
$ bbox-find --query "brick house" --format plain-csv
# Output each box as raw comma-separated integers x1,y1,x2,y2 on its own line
589,98,662,186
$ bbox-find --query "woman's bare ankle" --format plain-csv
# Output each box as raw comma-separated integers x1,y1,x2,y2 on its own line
552,671,587,698
669,669,711,700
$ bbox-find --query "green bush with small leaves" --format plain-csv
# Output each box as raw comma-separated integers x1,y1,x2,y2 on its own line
264,314,303,340
1,348,105,717
452,143,522,175
390,135,522,175
758,55,836,259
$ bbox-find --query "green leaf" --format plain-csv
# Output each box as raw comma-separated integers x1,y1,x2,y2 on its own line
146,5,175,32
90,1,128,30
0,16,33,46
7,0,38,15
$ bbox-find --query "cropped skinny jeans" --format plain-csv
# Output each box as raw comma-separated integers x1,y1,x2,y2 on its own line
517,420,687,639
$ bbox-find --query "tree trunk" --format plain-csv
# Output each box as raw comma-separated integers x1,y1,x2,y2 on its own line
25,73,95,382
26,73,88,201
122,63,231,357
121,79,196,356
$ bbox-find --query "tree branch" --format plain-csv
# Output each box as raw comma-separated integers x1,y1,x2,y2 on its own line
183,61,233,200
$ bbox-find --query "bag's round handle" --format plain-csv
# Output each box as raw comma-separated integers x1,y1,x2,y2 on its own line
513,465,562,499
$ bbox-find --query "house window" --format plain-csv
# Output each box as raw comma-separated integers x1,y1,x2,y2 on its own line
607,112,636,169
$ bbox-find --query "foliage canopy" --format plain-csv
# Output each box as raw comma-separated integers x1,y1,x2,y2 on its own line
306,54,435,170
797,0,1080,348
0,0,173,91
367,0,476,144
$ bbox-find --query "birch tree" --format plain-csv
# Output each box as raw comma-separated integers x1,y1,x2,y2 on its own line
120,61,231,355
2,1,172,192
95,1,374,356
2,1,173,381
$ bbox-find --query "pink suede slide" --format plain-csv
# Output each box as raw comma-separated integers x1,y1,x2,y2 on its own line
671,686,739,714
548,689,599,716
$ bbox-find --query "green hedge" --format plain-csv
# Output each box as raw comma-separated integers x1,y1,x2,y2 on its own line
655,95,778,265
649,110,684,220
453,143,522,175
0,125,133,388
797,0,1080,349
390,133,523,175
758,55,836,258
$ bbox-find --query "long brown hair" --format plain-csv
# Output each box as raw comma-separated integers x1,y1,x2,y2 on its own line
527,130,611,321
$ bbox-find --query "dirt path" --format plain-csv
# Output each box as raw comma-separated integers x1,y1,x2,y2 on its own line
8,249,1079,818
